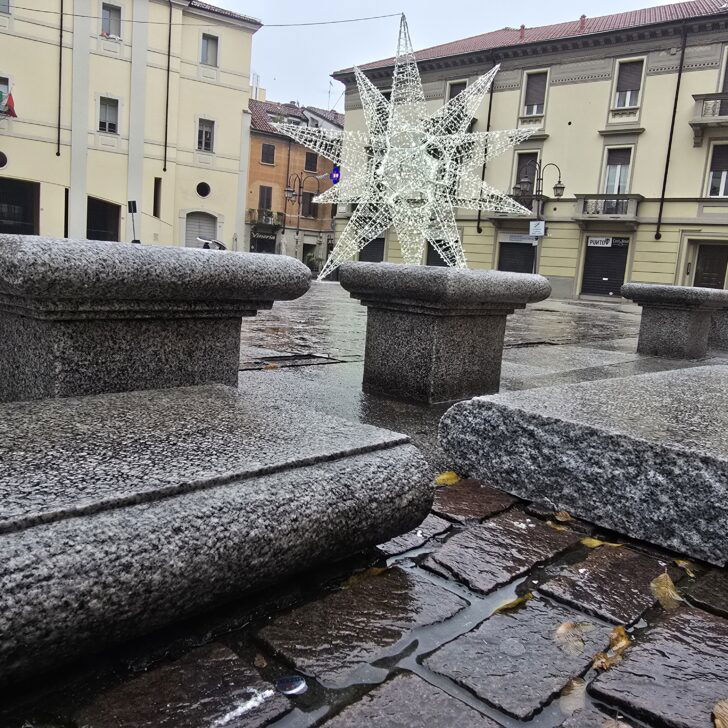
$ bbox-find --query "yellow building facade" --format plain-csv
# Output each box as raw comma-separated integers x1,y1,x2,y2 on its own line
0,0,260,249
333,3,728,297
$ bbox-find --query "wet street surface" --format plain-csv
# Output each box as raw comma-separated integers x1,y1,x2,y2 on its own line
3,283,728,727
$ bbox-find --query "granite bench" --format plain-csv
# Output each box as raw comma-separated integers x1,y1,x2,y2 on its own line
0,235,311,401
339,262,551,403
621,282,728,359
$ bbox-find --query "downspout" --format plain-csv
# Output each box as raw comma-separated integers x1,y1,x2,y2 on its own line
56,0,63,156
281,137,292,235
655,24,688,240
476,58,496,234
163,0,172,172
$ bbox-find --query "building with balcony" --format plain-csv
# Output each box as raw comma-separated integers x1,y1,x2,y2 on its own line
0,0,260,249
332,0,728,298
246,98,342,271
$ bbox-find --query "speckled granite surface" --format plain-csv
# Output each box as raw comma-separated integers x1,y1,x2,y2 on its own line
440,365,728,565
0,385,432,682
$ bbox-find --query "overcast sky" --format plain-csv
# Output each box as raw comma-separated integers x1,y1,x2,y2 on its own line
227,0,681,110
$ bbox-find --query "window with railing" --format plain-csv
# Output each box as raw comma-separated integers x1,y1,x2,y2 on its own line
614,60,643,108
708,145,728,197
523,72,547,116
258,185,272,210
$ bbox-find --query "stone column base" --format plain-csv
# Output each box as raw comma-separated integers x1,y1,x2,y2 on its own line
710,310,728,351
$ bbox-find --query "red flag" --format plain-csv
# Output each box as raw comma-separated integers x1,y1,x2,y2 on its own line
6,92,17,118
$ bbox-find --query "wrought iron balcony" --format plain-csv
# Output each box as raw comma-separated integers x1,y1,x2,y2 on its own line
573,194,643,229
689,93,728,146
247,208,284,228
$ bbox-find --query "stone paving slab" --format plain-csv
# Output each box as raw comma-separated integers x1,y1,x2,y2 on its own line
502,344,641,374
424,511,580,594
539,546,677,624
377,514,452,557
687,569,728,619
590,607,728,728
323,673,501,727
558,705,636,726
73,643,291,727
432,480,517,523
425,597,612,720
258,567,467,684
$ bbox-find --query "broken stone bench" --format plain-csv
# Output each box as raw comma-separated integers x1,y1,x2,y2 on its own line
621,282,728,359
439,365,728,566
339,262,551,403
0,234,310,402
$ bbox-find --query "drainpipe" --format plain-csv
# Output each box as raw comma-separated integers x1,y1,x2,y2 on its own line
56,0,63,156
476,58,496,234
655,24,688,240
281,137,292,236
163,0,172,172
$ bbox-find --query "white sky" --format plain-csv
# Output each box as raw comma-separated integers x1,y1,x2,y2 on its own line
226,0,685,110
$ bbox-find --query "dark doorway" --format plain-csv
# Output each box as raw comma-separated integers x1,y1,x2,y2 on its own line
87,197,120,241
498,242,535,273
581,236,629,296
694,244,728,289
0,178,40,234
359,237,385,262
426,241,447,266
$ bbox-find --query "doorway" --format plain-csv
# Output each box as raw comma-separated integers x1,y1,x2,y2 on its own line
185,211,217,247
359,237,385,262
87,197,120,241
0,178,40,234
581,236,630,296
498,242,535,274
694,244,728,289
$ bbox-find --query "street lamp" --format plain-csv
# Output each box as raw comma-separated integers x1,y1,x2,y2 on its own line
282,171,322,259
514,160,565,219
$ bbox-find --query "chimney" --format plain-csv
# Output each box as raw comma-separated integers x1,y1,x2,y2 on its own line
519,24,525,40
579,14,586,31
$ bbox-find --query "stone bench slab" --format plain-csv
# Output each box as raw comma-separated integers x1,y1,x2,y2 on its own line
0,385,432,683
439,365,728,565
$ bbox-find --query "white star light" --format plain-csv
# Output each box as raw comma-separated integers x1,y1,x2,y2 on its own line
275,15,536,280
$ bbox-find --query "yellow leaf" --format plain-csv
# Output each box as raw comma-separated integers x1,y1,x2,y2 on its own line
592,651,623,671
559,677,586,716
547,520,568,532
343,566,387,588
674,559,697,578
581,536,624,549
495,592,533,614
650,571,684,610
554,510,573,522
263,362,280,370
603,719,632,728
254,653,267,669
554,620,596,656
713,699,728,728
434,471,461,486
609,625,631,655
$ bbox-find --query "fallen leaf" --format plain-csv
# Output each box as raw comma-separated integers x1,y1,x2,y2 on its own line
263,362,279,370
650,571,684,610
713,699,728,728
254,653,267,669
603,719,632,728
343,566,387,588
559,677,586,715
494,592,533,614
554,620,596,656
609,625,631,655
581,536,624,549
547,520,568,532
434,471,460,486
674,559,697,578
592,650,623,671
554,510,573,522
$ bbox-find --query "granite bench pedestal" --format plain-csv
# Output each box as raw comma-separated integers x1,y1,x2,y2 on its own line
439,365,728,566
0,235,310,402
339,262,551,403
710,310,728,351
621,282,728,359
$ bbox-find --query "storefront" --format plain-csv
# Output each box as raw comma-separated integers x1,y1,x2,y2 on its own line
497,233,538,274
250,228,277,254
580,235,630,297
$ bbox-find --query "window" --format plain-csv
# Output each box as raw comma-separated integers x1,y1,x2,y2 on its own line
153,177,161,218
305,152,318,172
101,4,121,37
0,76,8,97
197,118,214,152
708,145,728,197
261,143,275,164
448,81,467,100
0,0,9,14
258,185,272,210
98,97,118,133
301,191,318,218
201,34,218,66
523,72,547,116
516,152,538,193
604,148,631,194
614,60,643,108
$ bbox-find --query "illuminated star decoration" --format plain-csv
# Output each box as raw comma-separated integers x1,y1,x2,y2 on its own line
275,15,537,280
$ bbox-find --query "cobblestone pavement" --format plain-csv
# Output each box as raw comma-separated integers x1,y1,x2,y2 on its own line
3,284,727,727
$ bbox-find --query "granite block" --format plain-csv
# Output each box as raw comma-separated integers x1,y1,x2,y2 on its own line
710,310,728,351
440,365,728,565
0,235,311,401
0,385,433,683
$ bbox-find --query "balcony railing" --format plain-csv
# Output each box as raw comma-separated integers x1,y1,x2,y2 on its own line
247,208,284,227
573,194,643,228
689,93,728,146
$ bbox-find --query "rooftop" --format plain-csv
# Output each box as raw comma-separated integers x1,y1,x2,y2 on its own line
249,99,343,136
187,0,261,27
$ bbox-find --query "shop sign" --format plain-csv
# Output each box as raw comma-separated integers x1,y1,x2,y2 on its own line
252,229,277,241
588,236,630,248
529,220,546,237
499,233,538,245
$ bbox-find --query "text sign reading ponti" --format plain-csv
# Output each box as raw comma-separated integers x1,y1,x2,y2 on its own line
588,237,613,247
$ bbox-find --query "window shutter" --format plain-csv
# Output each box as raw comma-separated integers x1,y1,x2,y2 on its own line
258,186,272,210
711,145,728,173
524,73,547,105
607,148,631,166
616,61,643,92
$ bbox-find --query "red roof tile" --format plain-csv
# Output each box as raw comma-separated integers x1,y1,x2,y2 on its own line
249,99,308,136
307,106,345,127
337,0,728,74
187,1,261,26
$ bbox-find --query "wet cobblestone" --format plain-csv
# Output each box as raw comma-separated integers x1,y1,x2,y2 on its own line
377,514,452,557
687,568,728,619
432,480,517,523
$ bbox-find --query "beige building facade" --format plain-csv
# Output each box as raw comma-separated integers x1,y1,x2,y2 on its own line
333,1,728,298
0,0,260,250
